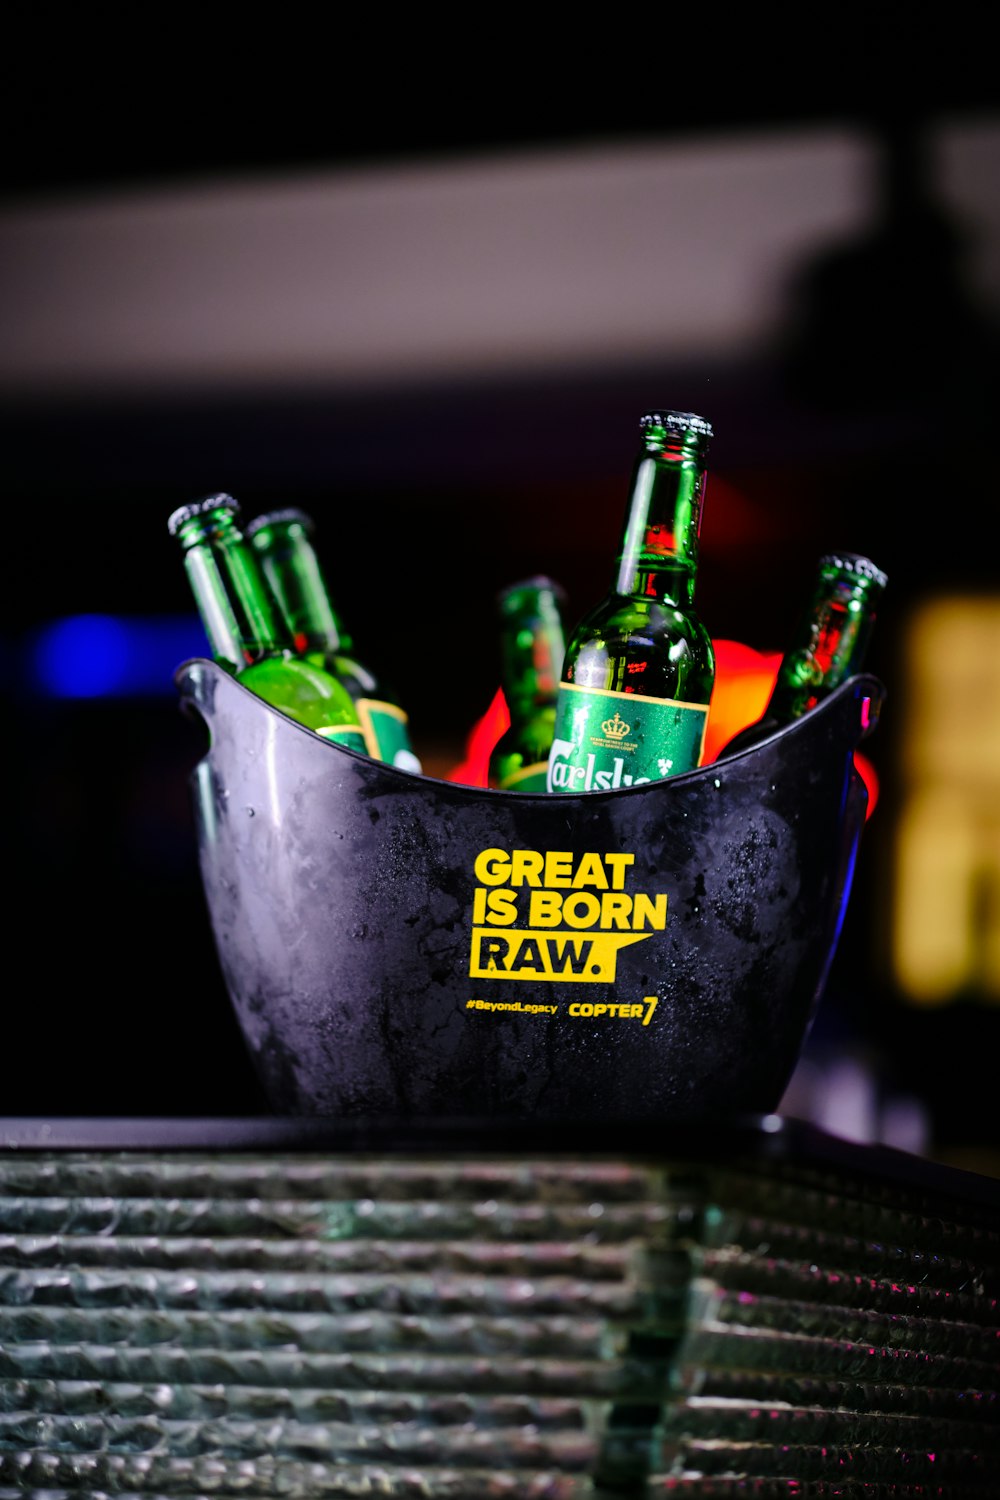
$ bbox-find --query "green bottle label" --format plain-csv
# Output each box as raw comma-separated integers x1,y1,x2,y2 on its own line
358,699,423,773
547,683,709,794
317,724,369,754
497,760,549,793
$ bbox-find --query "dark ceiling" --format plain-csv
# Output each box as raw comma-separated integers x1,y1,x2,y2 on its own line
3,17,997,203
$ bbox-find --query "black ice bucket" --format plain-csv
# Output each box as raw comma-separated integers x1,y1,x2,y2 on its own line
175,659,884,1123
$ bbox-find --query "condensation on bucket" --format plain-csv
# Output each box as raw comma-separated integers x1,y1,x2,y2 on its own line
176,660,884,1124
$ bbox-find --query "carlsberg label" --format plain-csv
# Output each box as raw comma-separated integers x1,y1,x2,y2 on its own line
547,682,709,794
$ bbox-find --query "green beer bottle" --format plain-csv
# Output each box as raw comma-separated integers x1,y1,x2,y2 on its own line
488,575,568,792
547,410,716,794
718,550,888,757
245,506,422,774
168,493,368,752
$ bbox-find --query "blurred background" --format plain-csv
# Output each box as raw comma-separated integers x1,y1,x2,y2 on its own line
2,26,998,1170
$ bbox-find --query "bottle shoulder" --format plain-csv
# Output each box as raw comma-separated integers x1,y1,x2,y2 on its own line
241,655,359,727
305,649,383,699
568,593,713,645
563,596,716,688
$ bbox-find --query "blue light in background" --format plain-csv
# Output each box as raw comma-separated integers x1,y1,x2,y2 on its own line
31,615,210,698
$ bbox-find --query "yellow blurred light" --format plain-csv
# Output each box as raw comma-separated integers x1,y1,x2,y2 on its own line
892,595,1000,1005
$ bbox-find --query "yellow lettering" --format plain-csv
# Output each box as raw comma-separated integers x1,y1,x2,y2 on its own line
571,851,608,889
513,890,669,931
486,888,519,925
601,893,633,930
510,848,545,887
562,892,601,928
605,853,634,889
477,847,638,891
528,890,563,927
565,998,653,1018
470,930,650,983
545,851,574,887
632,893,668,930
474,848,510,885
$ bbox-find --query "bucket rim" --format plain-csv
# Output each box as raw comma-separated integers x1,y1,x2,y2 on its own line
173,655,886,801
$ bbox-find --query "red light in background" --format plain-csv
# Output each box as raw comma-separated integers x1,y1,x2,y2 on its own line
855,751,879,817
445,686,508,788
701,638,781,764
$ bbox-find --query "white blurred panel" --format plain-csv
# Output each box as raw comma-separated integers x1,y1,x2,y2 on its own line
0,121,995,397
936,115,1000,310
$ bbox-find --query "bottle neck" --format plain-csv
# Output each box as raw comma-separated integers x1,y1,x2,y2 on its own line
252,518,350,656
500,586,566,715
179,510,288,668
766,573,881,723
614,440,707,606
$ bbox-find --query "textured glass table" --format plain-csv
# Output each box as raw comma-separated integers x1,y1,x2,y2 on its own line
1,1114,998,1496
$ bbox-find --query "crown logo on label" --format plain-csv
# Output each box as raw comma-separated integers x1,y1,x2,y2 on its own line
601,712,630,740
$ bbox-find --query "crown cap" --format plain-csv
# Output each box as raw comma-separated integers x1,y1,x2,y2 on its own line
167,492,240,536
640,409,713,442
819,552,888,591
245,507,314,539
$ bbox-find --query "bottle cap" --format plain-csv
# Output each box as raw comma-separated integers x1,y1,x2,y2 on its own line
640,410,714,441
167,493,241,536
820,552,888,591
245,507,314,539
